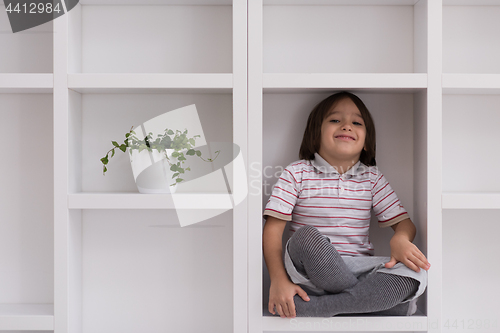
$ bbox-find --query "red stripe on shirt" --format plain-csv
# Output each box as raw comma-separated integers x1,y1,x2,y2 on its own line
270,194,294,207
375,200,398,216
295,204,370,211
276,186,298,196
374,182,389,196
373,190,395,208
290,221,369,229
293,212,370,221
285,169,299,183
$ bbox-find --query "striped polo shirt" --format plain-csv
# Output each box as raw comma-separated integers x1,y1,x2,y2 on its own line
263,152,410,256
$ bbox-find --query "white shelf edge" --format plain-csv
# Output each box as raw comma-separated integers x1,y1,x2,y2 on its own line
442,192,500,209
68,192,234,209
263,73,427,91
0,74,53,93
68,73,233,93
443,0,500,5
264,0,420,5
262,315,428,332
0,303,54,331
443,74,500,94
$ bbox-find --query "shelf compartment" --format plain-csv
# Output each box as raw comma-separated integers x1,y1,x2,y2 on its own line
443,210,500,328
68,91,233,193
0,93,54,317
0,303,54,331
260,91,429,317
262,315,428,332
69,210,233,332
442,74,500,94
442,192,500,209
0,5,53,73
68,2,233,74
262,1,428,74
0,74,53,93
263,73,427,92
68,192,234,209
442,94,500,192
443,4,500,73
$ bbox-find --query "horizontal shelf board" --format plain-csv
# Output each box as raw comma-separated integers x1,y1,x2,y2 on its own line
0,303,54,331
262,315,428,331
444,0,500,5
0,74,53,93
264,0,420,4
443,74,500,94
442,192,500,209
68,192,234,209
79,0,232,4
263,73,427,92
68,74,233,93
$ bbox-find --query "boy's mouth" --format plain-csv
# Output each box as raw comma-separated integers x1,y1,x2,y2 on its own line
335,135,355,140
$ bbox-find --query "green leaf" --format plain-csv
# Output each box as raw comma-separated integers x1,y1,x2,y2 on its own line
125,133,130,138
170,164,178,172
186,149,195,156
112,141,119,147
185,167,191,171
196,150,202,157
101,156,109,165
189,138,195,145
172,172,179,178
103,166,107,173
119,144,127,152
178,156,186,161
111,149,115,158
167,129,174,135
176,178,183,183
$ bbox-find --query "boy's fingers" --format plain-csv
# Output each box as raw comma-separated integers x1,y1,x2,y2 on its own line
283,302,292,318
404,258,420,272
288,300,296,317
410,253,430,270
269,302,275,315
297,288,310,301
276,304,285,318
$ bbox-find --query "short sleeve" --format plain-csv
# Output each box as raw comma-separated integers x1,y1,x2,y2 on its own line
263,165,301,221
371,168,410,228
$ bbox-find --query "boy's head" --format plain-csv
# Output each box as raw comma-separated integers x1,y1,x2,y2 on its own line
299,91,377,166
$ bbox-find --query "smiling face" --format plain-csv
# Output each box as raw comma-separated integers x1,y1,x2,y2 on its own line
318,97,367,166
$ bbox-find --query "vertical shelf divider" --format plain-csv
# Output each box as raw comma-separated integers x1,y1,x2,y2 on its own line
248,0,264,332
427,1,443,333
233,0,249,332
53,11,71,333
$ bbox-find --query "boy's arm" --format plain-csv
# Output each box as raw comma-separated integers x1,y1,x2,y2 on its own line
385,218,431,272
263,216,309,318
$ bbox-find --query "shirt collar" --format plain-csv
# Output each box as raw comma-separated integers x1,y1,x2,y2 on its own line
311,152,362,176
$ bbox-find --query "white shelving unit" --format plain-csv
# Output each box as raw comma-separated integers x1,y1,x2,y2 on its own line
2,0,500,332
249,0,441,332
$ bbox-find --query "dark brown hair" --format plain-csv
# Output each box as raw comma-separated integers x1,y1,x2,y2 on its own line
298,91,377,166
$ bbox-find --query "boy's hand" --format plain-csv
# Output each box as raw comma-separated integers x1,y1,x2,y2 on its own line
386,234,431,272
269,279,310,318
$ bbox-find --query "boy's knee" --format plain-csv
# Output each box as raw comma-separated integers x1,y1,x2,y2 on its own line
290,225,325,251
294,225,320,239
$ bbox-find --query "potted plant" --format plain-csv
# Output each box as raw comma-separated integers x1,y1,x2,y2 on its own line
100,126,219,193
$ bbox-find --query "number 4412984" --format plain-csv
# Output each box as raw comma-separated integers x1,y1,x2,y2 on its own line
5,2,62,14
444,319,498,330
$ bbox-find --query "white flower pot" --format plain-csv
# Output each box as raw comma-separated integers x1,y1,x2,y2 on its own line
129,149,178,194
